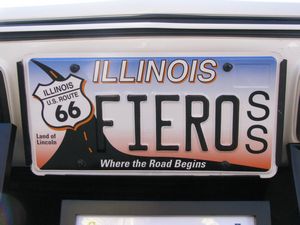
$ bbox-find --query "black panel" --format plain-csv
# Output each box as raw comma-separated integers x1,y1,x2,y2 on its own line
288,144,300,213
0,70,10,123
4,167,300,225
296,97,300,141
276,60,287,165
1,29,300,42
0,123,16,194
1,15,300,27
17,62,32,165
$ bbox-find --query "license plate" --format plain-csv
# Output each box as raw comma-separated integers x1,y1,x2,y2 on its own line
23,55,282,177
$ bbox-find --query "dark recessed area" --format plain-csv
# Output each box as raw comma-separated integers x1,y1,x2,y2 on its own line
2,166,299,225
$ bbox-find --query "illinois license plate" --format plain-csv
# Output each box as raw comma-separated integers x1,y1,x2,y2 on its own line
23,55,282,177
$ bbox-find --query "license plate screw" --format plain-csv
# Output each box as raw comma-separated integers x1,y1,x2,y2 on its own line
70,64,80,73
221,161,231,168
77,159,87,168
223,63,233,72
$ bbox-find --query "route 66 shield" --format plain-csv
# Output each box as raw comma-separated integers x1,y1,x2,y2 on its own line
33,75,93,130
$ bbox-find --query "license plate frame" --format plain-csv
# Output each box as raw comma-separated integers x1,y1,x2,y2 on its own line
20,53,286,178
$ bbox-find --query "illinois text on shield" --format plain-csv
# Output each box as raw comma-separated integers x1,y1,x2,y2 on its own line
33,75,94,130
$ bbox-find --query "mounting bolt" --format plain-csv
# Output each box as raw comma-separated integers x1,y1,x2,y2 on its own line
221,161,231,169
70,64,80,73
77,159,87,168
223,63,233,72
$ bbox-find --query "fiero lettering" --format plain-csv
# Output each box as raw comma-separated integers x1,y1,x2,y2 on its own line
92,59,217,84
95,91,270,154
